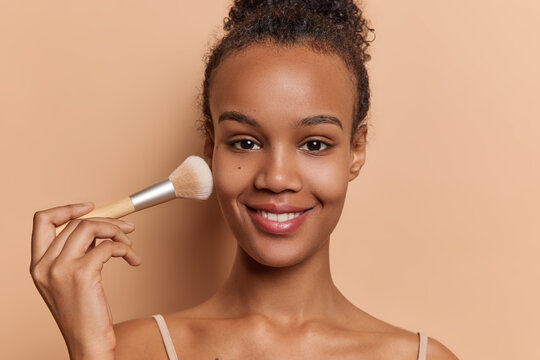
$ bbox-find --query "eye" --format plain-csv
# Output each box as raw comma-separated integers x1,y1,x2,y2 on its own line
300,140,329,152
231,139,261,150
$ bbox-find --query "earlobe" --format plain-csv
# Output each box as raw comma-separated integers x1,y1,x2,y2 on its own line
348,125,367,181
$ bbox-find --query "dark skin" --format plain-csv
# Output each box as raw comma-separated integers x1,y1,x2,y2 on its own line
30,43,458,359
115,44,458,359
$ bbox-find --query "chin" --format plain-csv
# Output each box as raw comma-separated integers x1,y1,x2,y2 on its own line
238,235,322,268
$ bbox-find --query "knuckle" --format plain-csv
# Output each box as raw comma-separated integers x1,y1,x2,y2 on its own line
66,218,82,231
33,211,46,225
99,240,115,251
30,264,45,283
49,262,66,283
29,264,37,277
121,243,132,255
110,222,121,231
77,219,95,231
115,227,124,237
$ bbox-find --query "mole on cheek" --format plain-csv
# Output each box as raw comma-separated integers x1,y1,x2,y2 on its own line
237,166,241,170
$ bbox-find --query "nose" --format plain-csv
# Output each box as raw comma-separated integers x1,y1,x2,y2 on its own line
253,145,302,193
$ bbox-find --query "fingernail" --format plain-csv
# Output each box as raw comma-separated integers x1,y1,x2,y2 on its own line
81,202,93,206
122,220,135,226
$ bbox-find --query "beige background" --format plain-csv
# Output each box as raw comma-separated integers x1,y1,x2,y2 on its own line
1,0,539,358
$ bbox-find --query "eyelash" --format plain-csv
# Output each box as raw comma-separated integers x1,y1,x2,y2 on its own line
228,138,332,153
229,139,261,151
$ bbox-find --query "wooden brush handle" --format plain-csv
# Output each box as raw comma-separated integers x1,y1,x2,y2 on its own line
55,196,135,235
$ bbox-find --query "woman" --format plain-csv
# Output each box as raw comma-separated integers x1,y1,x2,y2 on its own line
30,1,459,359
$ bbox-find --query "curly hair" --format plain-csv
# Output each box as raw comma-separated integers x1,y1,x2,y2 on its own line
198,0,375,142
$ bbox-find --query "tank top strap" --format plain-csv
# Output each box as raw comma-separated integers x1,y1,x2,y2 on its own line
417,332,428,360
152,314,179,360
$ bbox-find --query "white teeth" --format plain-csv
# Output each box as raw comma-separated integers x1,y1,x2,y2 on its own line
256,210,304,222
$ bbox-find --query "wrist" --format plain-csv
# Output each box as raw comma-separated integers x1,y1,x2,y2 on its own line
68,341,115,360
65,330,116,360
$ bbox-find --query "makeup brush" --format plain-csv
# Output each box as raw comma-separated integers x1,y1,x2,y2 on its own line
55,155,213,235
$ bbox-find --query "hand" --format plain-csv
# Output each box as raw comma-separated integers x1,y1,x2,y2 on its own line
30,203,142,360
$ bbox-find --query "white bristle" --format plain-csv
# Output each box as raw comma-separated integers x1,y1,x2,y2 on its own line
168,156,213,200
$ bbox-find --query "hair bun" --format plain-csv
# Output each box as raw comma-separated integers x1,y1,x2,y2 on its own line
226,0,361,31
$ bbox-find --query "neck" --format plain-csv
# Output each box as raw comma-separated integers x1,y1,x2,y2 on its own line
213,238,347,325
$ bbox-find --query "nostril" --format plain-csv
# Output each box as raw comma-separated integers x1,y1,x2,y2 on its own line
253,165,303,193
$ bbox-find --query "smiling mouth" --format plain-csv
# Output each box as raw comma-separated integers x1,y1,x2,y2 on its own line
244,204,313,235
254,209,307,222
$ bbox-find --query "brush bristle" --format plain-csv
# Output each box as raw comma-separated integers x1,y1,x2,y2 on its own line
168,156,213,200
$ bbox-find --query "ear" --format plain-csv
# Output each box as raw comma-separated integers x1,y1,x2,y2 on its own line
348,125,367,181
203,132,215,170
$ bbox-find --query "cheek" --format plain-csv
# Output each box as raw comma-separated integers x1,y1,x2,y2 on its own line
300,153,350,206
212,144,351,211
212,146,251,204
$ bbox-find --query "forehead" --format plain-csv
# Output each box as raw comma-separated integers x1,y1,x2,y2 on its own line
209,44,356,128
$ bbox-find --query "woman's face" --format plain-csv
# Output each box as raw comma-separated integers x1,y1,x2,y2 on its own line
205,44,366,267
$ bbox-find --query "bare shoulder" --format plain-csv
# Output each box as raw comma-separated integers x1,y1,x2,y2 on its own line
113,305,207,359
353,326,458,360
374,330,459,360
426,336,460,360
343,308,459,359
113,317,168,360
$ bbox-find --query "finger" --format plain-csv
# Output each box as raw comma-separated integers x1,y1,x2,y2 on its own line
80,219,134,253
31,202,94,267
39,218,135,266
80,217,136,234
87,239,97,252
83,240,142,269
59,220,134,260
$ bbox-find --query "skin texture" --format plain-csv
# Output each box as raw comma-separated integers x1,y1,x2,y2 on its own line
30,44,459,359
115,44,459,359
209,43,359,270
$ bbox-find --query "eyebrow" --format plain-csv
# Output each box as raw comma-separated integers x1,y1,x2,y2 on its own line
217,111,343,130
218,111,260,127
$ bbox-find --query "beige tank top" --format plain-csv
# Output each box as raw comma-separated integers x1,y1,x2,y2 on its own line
152,314,428,360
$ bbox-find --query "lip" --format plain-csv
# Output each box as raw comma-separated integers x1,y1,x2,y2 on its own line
245,203,313,235
247,203,311,213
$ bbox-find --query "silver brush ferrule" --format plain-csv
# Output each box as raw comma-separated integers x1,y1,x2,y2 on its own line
129,179,176,211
